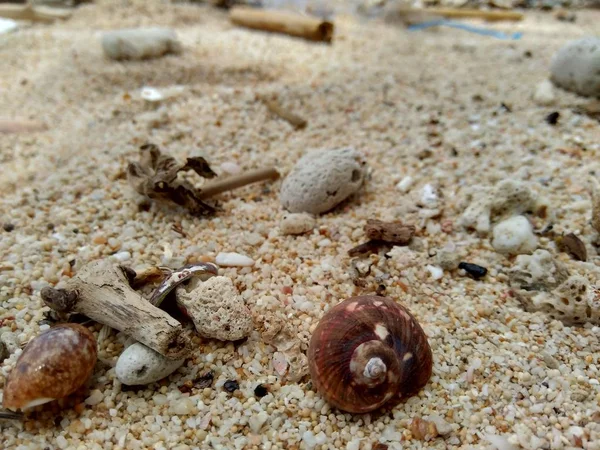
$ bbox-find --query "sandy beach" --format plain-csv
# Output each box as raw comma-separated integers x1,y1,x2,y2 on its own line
1,2,600,449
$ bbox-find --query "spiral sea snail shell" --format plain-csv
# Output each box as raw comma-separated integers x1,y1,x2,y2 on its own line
3,323,97,411
307,295,433,414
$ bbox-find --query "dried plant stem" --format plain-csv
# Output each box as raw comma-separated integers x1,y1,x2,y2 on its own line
198,167,280,199
263,98,307,129
0,4,72,22
424,7,524,22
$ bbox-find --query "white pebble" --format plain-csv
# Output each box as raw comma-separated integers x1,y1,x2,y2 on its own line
550,37,600,97
492,215,537,255
346,439,361,450
248,411,269,433
101,28,182,61
140,87,164,102
115,342,185,385
426,265,444,280
280,213,316,235
216,252,255,267
302,431,317,449
396,176,413,193
533,80,555,106
421,184,439,208
486,434,517,450
220,162,242,175
0,18,18,34
170,397,197,415
85,389,104,406
112,251,131,262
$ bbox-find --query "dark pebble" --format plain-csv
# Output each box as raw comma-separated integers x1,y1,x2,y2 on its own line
458,262,488,280
224,380,239,393
254,384,268,398
2,223,15,232
545,111,560,125
195,371,214,389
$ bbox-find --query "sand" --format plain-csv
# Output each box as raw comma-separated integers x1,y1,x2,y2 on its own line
1,1,600,449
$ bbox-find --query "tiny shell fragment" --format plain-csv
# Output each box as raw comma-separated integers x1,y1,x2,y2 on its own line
3,324,97,410
215,252,255,267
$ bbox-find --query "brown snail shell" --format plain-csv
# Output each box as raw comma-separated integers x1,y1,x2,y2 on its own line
3,323,97,411
307,295,433,414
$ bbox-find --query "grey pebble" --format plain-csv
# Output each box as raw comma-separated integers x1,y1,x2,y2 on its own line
280,148,367,215
115,342,185,386
550,37,600,98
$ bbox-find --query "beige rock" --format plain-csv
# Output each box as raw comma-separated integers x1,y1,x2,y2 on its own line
280,213,316,235
176,276,253,341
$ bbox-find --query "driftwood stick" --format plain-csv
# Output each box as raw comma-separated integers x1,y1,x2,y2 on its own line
198,167,280,199
229,7,334,43
41,260,191,360
0,4,73,22
262,98,307,129
424,7,524,22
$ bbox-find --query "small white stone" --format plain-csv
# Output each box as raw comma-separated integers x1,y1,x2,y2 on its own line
170,397,197,415
280,213,316,235
486,434,517,450
215,252,255,267
220,162,242,175
550,37,600,97
140,87,164,102
302,431,317,449
85,389,104,406
346,439,361,450
421,184,439,208
248,411,269,433
101,28,182,61
533,80,556,106
112,251,131,262
396,176,413,193
115,342,185,385
492,215,537,255
0,18,18,34
426,265,444,280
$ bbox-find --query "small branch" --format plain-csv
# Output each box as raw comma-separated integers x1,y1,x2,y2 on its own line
41,260,192,360
262,98,307,129
198,167,280,199
229,6,334,43
423,7,523,22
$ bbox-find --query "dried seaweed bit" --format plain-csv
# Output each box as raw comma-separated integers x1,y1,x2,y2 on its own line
365,219,415,244
182,157,218,179
195,371,215,389
348,240,391,257
557,233,587,262
127,143,217,216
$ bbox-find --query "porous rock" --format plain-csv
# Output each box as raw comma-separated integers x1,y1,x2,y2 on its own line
460,180,540,235
492,215,537,255
550,37,600,98
280,213,316,235
280,148,367,214
509,250,600,325
101,28,182,61
115,342,185,386
176,276,253,341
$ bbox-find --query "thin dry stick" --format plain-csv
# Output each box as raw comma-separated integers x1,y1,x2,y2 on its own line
198,167,280,199
424,7,524,22
263,99,307,129
229,6,334,42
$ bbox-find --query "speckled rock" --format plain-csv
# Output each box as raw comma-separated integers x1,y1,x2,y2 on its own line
492,215,537,255
280,148,367,214
176,276,253,341
550,37,600,98
280,212,316,235
460,180,541,235
115,342,185,386
101,28,182,61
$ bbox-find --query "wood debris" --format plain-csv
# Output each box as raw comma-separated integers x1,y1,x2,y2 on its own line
557,233,587,262
262,97,307,129
349,219,415,257
229,6,334,43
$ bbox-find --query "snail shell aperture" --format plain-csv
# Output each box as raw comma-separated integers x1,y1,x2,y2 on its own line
307,295,433,414
3,323,97,411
